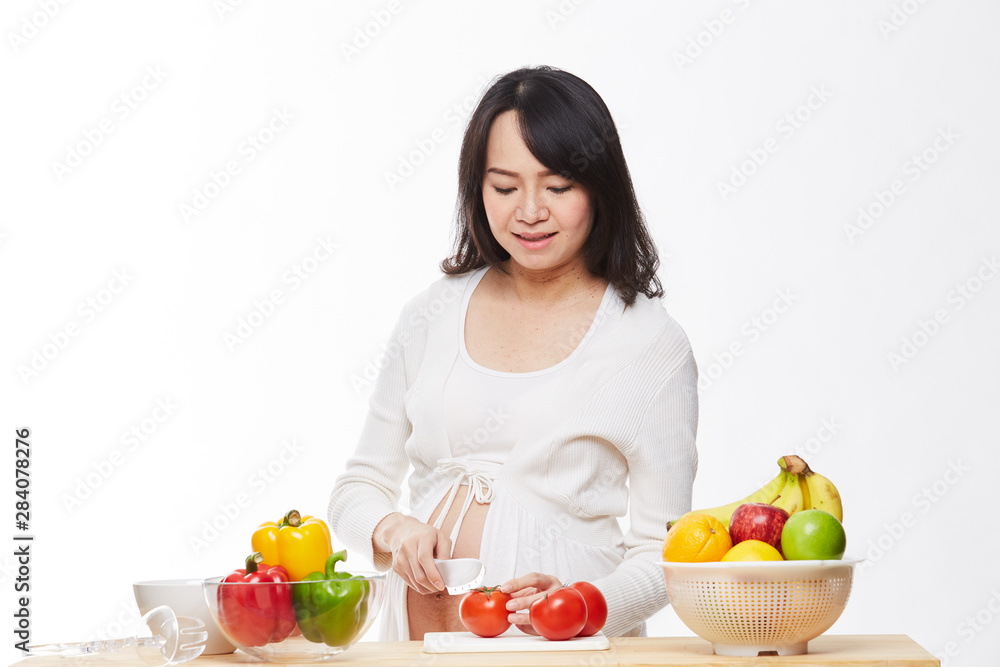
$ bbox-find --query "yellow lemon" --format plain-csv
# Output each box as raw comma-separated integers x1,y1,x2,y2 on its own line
721,539,783,562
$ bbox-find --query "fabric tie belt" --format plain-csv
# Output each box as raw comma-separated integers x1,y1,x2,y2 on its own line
432,458,500,557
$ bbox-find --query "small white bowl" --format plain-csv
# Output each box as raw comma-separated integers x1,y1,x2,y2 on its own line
133,578,235,655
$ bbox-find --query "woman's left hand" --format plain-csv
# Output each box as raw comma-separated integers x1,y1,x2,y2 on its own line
499,572,563,632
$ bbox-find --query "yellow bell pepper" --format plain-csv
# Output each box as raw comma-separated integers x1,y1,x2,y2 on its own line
251,509,333,581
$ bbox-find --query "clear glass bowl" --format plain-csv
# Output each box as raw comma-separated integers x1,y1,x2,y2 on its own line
202,573,385,662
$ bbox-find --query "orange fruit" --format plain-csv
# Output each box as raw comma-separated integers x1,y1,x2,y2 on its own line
721,539,783,562
662,514,732,562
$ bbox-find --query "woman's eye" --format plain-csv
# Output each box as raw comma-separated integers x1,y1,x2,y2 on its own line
488,184,572,195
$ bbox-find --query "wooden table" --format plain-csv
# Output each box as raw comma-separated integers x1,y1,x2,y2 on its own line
17,635,938,666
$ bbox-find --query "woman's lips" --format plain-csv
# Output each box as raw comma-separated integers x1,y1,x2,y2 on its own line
514,232,556,249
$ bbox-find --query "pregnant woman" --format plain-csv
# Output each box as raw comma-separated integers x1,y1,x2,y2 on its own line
328,65,698,640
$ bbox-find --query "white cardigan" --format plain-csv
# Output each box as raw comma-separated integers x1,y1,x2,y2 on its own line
328,267,699,638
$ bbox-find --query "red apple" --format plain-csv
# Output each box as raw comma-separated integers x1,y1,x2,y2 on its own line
729,503,790,554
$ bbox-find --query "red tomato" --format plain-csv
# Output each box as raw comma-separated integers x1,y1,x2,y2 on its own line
458,586,511,638
528,587,587,640
570,581,608,637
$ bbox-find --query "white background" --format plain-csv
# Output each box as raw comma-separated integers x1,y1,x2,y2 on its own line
3,1,998,665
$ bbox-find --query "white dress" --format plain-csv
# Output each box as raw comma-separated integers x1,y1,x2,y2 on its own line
329,267,699,640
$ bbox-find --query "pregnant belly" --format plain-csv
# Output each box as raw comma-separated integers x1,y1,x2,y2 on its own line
407,485,491,639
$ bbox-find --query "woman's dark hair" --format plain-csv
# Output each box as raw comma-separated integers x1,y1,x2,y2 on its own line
440,65,663,307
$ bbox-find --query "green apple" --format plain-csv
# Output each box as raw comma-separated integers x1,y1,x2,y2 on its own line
780,509,846,560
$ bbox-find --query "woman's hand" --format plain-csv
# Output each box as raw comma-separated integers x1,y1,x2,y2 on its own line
373,513,452,594
499,572,563,633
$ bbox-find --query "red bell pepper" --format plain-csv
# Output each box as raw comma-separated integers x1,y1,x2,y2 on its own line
217,552,296,647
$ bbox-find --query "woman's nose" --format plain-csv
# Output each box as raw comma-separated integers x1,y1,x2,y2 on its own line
516,190,549,222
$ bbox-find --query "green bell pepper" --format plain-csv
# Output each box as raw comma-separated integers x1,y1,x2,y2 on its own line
292,550,370,646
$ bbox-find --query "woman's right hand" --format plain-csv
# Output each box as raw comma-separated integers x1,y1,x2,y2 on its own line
373,512,452,594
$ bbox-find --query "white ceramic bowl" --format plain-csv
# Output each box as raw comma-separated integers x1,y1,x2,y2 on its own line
133,578,236,655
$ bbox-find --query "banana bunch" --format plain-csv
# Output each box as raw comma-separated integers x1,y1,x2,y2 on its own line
669,455,843,529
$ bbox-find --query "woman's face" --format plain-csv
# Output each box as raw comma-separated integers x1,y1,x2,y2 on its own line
481,110,594,276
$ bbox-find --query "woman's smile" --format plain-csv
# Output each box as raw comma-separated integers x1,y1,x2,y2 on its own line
513,231,557,248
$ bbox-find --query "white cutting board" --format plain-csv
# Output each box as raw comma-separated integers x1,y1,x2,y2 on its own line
423,627,609,653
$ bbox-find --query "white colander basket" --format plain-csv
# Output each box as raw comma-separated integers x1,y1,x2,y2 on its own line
661,558,862,657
